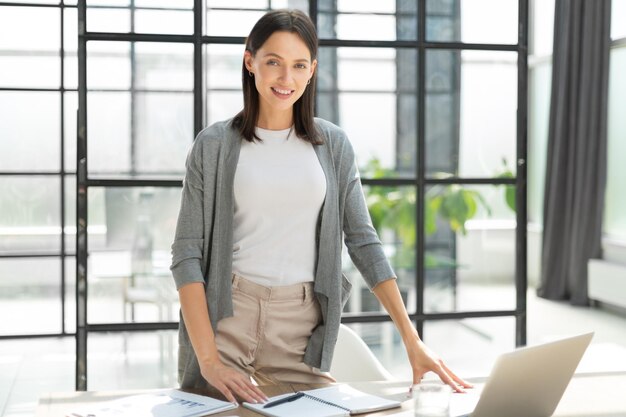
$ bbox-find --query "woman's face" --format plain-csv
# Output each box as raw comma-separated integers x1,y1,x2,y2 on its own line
244,31,317,117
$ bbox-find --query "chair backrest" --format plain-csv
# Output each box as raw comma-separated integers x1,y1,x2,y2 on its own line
330,324,395,382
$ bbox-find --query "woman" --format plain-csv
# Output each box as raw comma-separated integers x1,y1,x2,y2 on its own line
170,9,471,404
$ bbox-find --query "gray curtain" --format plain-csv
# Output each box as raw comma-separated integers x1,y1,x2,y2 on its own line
538,0,611,305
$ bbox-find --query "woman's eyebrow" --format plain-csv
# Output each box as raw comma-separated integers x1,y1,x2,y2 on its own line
263,52,310,63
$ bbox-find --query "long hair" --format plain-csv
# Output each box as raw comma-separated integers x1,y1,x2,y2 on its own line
232,9,322,144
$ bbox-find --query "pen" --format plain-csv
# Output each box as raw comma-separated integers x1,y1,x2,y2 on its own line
263,392,305,408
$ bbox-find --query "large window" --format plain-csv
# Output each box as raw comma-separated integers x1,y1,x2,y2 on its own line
605,0,626,241
0,2,72,343
0,0,528,389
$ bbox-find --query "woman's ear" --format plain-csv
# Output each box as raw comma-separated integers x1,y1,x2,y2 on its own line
244,50,254,73
310,59,318,78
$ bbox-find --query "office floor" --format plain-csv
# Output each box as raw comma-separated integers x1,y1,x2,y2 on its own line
1,289,626,417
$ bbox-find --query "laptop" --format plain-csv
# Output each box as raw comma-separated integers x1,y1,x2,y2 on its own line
451,332,594,417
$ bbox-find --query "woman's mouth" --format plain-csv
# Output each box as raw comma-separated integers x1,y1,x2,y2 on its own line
271,87,295,99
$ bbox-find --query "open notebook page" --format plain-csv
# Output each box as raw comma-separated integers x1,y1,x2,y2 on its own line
242,392,348,417
302,385,401,414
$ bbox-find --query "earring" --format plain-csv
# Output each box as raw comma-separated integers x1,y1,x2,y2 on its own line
307,79,311,85
249,71,254,77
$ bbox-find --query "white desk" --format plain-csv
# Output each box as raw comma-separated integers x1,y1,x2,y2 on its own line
36,373,626,417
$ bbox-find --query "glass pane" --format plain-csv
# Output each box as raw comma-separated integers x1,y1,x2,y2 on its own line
87,3,196,34
87,187,181,324
0,176,61,255
531,0,555,56
86,42,193,178
206,9,266,36
338,0,397,13
319,0,417,41
0,91,60,171
134,9,193,35
612,0,626,40
528,62,551,224
423,317,516,377
205,2,309,36
87,90,193,177
88,331,178,390
341,93,398,171
0,6,60,88
207,91,242,125
343,185,416,314
64,91,78,173
87,91,131,174
65,175,127,251
425,50,517,178
135,0,193,8
205,44,245,90
134,42,193,90
319,47,417,177
426,0,518,44
337,48,396,91
207,0,268,7
64,7,78,89
87,41,131,89
0,258,61,335
604,47,626,239
86,0,129,5
64,256,77,333
0,56,61,90
64,175,76,251
205,43,243,123
343,322,410,380
424,184,517,313
8,0,59,3
135,92,193,174
86,7,130,33
208,0,307,7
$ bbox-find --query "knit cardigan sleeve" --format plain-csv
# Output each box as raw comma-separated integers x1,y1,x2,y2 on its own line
322,121,397,289
170,131,209,290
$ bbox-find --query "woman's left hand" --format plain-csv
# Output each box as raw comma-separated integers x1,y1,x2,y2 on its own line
407,338,473,393
371,279,473,393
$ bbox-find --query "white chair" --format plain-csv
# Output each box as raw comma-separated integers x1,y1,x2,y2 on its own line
330,324,395,382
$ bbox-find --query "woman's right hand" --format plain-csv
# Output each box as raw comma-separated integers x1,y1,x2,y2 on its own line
200,359,268,404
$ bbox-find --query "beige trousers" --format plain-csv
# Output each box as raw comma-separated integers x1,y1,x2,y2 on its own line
214,274,336,385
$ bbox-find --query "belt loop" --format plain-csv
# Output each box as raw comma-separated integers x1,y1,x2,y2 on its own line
232,273,238,289
303,284,310,304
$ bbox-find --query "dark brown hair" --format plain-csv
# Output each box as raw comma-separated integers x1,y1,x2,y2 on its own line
232,9,322,144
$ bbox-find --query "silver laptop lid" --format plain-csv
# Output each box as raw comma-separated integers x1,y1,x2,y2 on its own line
470,332,594,417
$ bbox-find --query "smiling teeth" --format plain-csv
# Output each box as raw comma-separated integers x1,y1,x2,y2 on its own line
273,87,292,95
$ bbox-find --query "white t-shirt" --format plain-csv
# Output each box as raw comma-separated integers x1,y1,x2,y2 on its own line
232,126,327,286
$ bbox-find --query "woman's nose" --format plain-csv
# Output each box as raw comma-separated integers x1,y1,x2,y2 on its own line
278,66,292,81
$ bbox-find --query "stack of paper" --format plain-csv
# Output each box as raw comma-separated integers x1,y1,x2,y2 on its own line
68,389,237,417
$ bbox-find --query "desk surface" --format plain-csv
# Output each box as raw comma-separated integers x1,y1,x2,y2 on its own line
36,373,626,417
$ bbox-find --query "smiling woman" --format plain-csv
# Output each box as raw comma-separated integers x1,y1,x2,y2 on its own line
170,9,471,405
243,31,316,129
234,10,320,144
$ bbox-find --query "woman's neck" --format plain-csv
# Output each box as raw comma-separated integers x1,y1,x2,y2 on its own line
256,107,293,130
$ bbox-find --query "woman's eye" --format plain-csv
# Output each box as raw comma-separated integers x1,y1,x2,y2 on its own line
295,64,307,69
267,60,278,66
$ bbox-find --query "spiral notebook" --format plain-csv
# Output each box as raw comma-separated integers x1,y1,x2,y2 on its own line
242,385,401,417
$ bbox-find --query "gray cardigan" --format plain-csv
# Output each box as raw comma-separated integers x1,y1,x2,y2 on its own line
170,117,395,389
